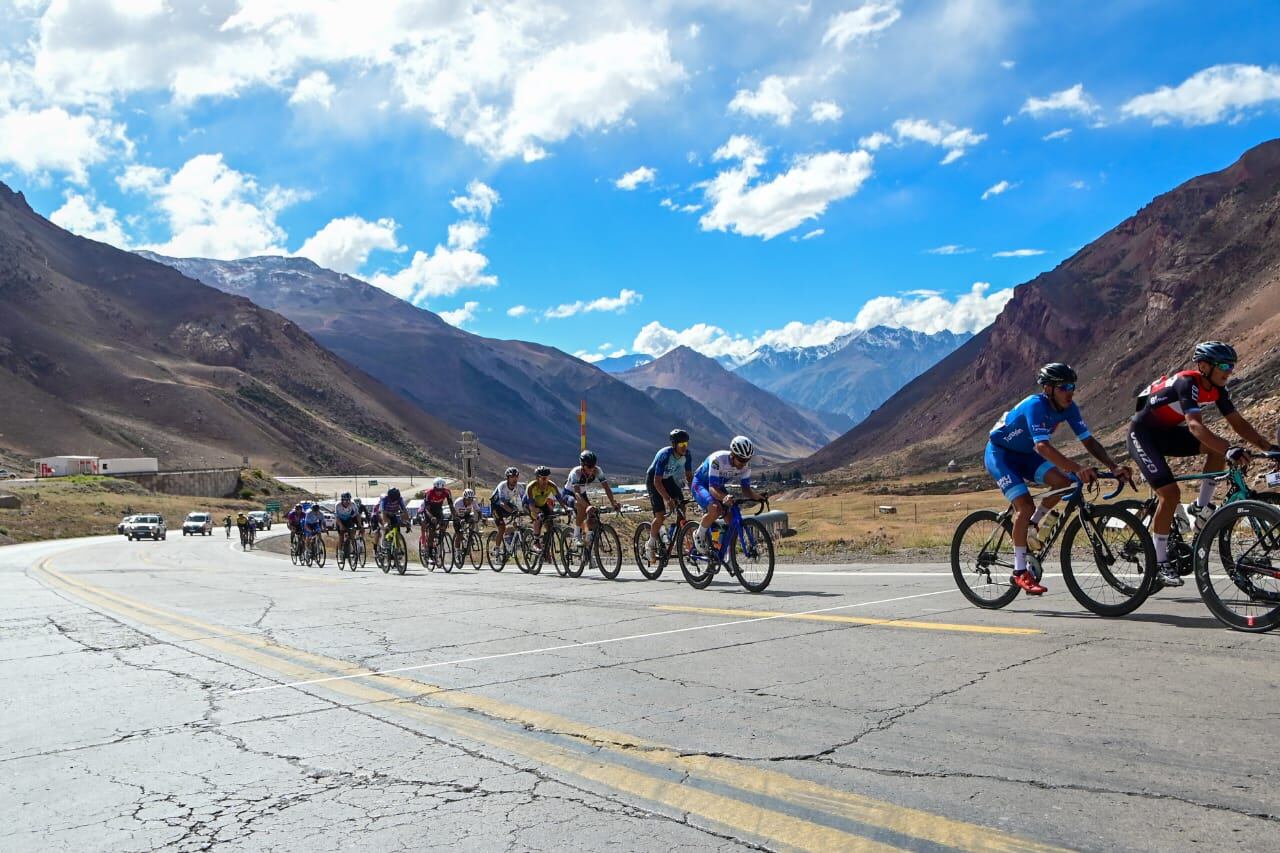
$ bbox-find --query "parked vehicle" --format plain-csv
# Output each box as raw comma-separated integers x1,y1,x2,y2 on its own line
247,511,272,531
127,515,166,541
321,510,337,531
182,512,213,536
0,469,19,479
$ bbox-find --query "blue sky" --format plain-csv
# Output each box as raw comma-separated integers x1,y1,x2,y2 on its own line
2,0,1279,363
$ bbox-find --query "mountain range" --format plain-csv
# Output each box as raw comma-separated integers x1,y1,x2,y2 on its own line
804,138,1280,477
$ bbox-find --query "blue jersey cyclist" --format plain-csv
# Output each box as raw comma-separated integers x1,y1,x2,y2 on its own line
985,363,1131,595
302,502,325,540
644,429,694,564
691,435,768,555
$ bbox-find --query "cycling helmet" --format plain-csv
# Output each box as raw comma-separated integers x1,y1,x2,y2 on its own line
1036,362,1078,386
433,477,446,489
340,491,351,500
580,450,597,466
386,487,401,500
729,435,754,460
669,428,690,445
535,465,551,477
353,498,363,506
504,466,519,478
463,489,475,499
1193,341,1237,365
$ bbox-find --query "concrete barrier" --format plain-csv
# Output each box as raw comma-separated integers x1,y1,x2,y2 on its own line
0,494,20,509
110,468,241,499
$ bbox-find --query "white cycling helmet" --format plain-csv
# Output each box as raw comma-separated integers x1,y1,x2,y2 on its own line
729,435,754,460
463,488,475,499
433,477,446,489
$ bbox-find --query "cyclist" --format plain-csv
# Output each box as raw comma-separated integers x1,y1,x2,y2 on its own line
333,492,363,557
301,502,325,550
235,511,252,546
691,436,767,555
525,466,563,547
987,363,1131,595
563,450,621,546
490,467,526,557
1127,341,1277,588
224,515,232,538
379,487,409,538
645,429,694,564
367,496,383,551
418,477,452,551
451,488,483,550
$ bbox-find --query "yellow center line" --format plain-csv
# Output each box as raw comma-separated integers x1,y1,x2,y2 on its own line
33,558,1065,852
654,605,1041,636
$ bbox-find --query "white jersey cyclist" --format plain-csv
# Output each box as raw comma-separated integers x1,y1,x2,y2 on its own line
563,465,609,500
491,480,527,509
694,451,752,493
452,497,481,521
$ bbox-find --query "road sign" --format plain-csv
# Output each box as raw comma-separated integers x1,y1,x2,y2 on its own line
368,479,378,486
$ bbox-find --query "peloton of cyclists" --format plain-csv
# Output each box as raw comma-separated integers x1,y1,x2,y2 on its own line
985,363,1132,595
646,429,693,564
563,450,621,547
1127,341,1278,588
691,436,768,555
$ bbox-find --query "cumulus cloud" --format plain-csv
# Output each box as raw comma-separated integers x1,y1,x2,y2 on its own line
615,166,656,190
1021,83,1098,118
926,244,974,255
981,180,1015,200
439,301,480,327
822,2,902,50
0,106,130,183
877,118,986,164
850,281,1012,333
450,181,500,219
49,191,129,247
728,75,798,126
506,304,530,317
698,135,873,240
289,71,336,109
1121,64,1280,126
799,228,824,240
295,215,403,274
993,248,1045,257
545,288,642,319
858,131,893,150
809,100,842,122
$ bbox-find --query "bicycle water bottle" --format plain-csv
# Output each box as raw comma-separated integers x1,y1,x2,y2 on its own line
1041,509,1062,543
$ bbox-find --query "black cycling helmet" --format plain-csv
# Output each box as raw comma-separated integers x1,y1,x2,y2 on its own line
534,465,551,477
386,487,401,500
669,428,690,445
580,450,597,466
1037,362,1078,387
340,491,351,500
1193,340,1237,365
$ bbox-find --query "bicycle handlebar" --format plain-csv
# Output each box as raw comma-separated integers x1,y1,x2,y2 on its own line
1084,472,1131,501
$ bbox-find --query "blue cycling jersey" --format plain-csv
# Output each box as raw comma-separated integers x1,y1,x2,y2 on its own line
989,393,1091,454
693,451,751,491
648,446,693,481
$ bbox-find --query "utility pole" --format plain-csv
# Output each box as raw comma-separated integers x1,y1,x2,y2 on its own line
459,431,480,494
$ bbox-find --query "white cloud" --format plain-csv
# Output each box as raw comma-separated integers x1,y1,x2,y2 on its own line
1121,64,1280,126
822,2,902,50
698,135,873,240
677,202,702,213
810,100,842,122
295,215,403,274
926,244,974,255
1001,60,1016,70
446,220,488,251
574,349,607,363
0,106,129,183
49,191,129,247
1021,83,1098,118
545,288,642,319
289,71,336,109
728,75,798,126
659,197,674,208
993,248,1045,257
1042,128,1072,141
981,180,1015,200
858,131,892,150
450,181,500,219
851,281,1013,334
1070,180,1088,190
890,118,986,164
797,228,824,240
439,301,479,327
507,304,530,317
615,166,657,190
120,153,301,259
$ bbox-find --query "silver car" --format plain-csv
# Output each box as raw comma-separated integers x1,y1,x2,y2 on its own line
182,512,213,536
127,515,167,541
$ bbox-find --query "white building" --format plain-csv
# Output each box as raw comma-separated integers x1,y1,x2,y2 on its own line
33,456,100,477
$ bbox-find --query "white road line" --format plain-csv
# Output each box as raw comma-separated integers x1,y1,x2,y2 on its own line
232,587,960,694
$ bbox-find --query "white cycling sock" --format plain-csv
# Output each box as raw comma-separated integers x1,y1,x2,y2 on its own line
1030,505,1048,526
1014,546,1027,574
1154,534,1169,563
1196,480,1215,508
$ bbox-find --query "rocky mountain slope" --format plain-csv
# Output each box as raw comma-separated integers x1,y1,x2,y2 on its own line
0,183,482,476
803,139,1280,476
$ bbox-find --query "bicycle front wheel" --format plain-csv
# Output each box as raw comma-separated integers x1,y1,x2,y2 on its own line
438,535,454,573
951,510,1019,609
485,531,506,571
593,524,622,579
315,538,327,568
1201,499,1280,632
467,531,484,570
731,519,775,592
678,522,714,589
393,538,407,575
1060,506,1154,617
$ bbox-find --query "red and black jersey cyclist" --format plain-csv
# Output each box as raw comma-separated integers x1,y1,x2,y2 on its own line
1127,341,1277,588
417,477,453,548
985,363,1132,595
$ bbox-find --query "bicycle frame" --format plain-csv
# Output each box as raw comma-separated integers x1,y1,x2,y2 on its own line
977,476,1127,569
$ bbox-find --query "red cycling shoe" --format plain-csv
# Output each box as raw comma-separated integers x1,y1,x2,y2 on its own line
1011,570,1047,595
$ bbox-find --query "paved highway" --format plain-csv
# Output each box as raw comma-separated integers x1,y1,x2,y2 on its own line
4,530,1276,851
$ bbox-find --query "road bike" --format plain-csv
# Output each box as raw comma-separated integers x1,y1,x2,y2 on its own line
678,497,775,592
419,516,454,573
951,474,1153,616
452,517,485,570
532,510,570,576
632,500,692,580
564,505,622,579
337,528,363,572
1193,498,1280,632
239,524,255,551
485,514,534,573
289,530,302,565
302,531,326,568
376,519,408,575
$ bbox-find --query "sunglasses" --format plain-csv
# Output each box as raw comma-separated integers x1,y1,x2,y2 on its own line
675,441,689,449
1056,383,1076,392
1214,362,1235,373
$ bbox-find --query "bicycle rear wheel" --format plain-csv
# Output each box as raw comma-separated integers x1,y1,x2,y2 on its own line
632,524,650,576
951,510,1019,609
485,531,506,571
678,522,714,589
731,519,775,592
517,532,539,574
337,540,348,571
392,537,407,575
1200,499,1280,632
467,531,484,570
290,535,300,565
1060,505,1154,617
315,538,327,568
593,524,622,579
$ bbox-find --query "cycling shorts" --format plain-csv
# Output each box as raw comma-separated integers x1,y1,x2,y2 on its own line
692,481,715,511
562,489,592,509
985,442,1057,501
490,498,518,521
533,502,555,521
1126,419,1204,489
646,473,682,514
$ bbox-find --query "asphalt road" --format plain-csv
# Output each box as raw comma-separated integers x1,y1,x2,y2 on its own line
3,530,1276,852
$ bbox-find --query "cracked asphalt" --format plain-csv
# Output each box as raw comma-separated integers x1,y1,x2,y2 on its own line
3,532,1277,851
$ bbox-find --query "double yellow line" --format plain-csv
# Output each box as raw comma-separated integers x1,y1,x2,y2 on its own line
34,559,1066,852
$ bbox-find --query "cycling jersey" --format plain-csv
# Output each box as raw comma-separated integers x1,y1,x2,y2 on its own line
526,480,560,508
694,451,752,492
647,447,693,481
491,480,527,507
565,465,608,495
378,495,406,516
1135,370,1235,429
424,487,451,507
989,393,1091,454
303,509,324,532
334,501,359,522
452,498,480,521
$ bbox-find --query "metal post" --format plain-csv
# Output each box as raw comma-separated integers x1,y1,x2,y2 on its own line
579,400,587,451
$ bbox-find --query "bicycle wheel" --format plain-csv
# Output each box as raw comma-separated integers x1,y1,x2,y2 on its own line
564,533,586,578
377,541,390,573
437,535,454,573
678,521,714,589
1200,500,1280,632
633,524,663,580
337,539,348,571
950,510,1019,609
290,535,300,565
315,538,327,568
593,524,622,579
731,519,775,592
485,531,506,571
1060,506,1155,617
392,536,407,575
468,531,484,570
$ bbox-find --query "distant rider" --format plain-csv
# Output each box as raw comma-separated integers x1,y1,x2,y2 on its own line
490,468,526,557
